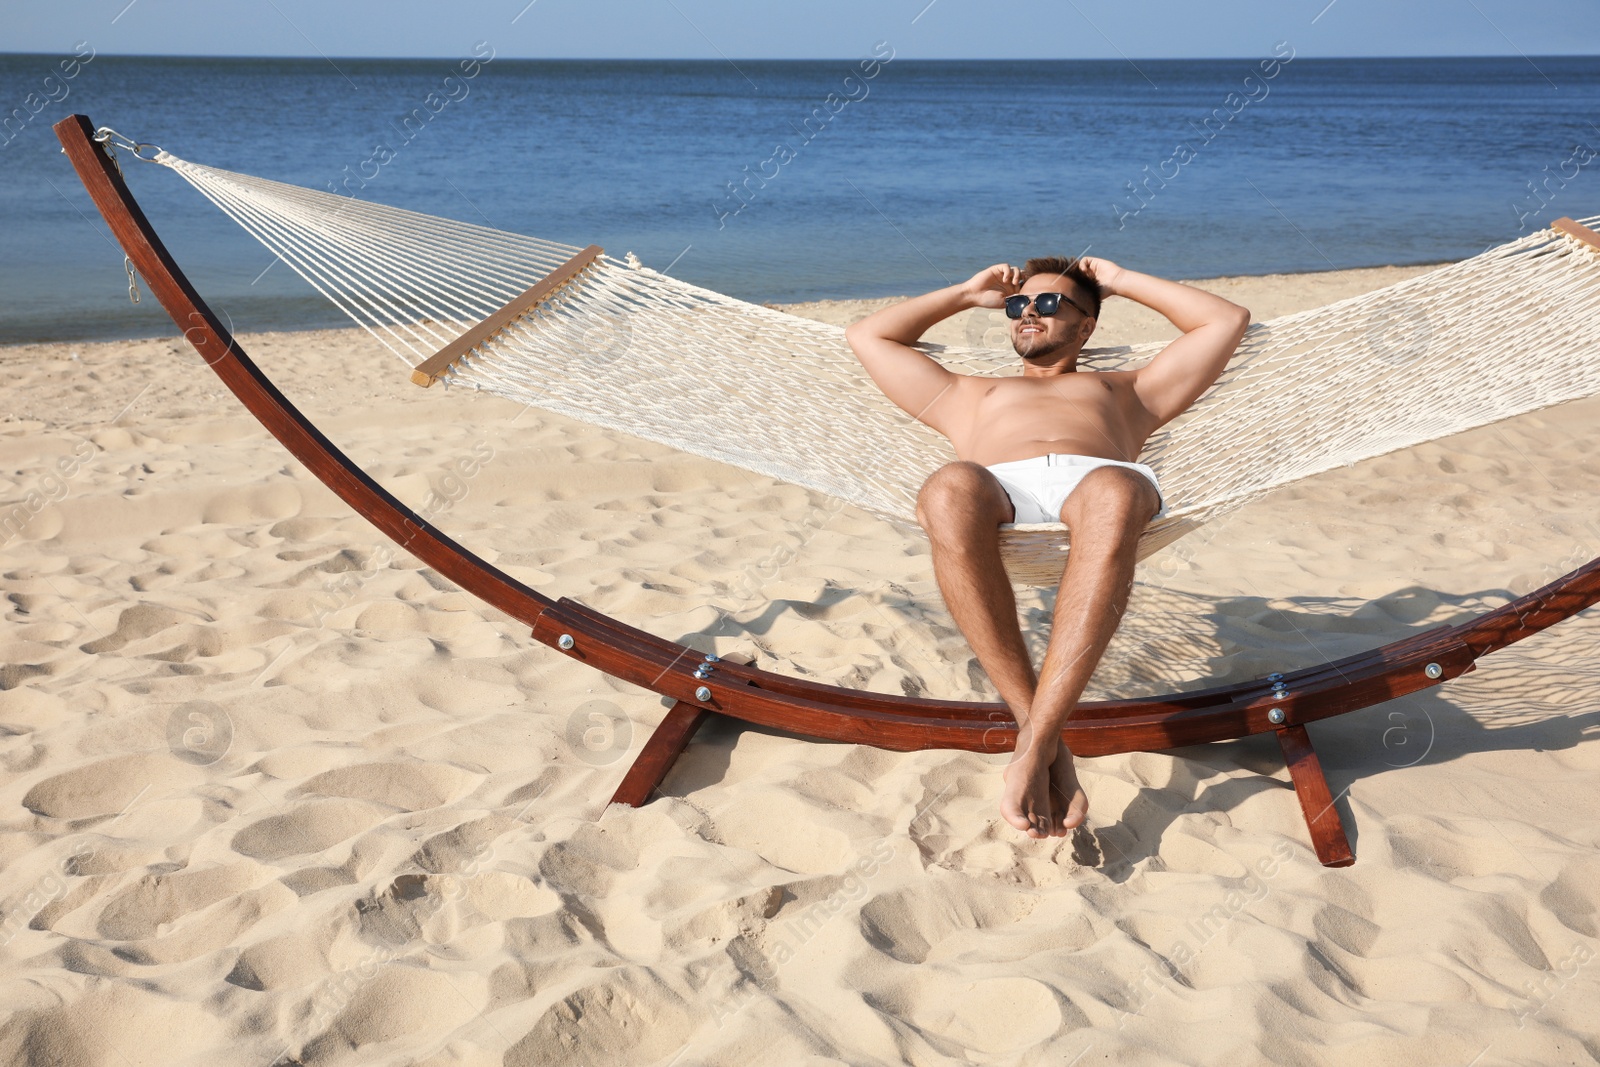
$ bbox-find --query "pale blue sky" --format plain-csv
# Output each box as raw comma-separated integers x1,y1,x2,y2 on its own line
5,0,1598,59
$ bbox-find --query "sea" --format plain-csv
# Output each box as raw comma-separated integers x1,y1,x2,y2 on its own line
1,52,1598,344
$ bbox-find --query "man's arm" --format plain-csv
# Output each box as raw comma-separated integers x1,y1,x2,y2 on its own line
1080,257,1250,429
845,265,1019,433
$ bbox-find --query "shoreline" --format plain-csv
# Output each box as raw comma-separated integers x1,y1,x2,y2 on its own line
2,261,1443,353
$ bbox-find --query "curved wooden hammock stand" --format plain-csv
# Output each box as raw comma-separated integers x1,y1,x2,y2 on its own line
57,114,1600,868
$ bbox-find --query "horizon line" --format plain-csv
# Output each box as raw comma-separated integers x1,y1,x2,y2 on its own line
3,49,1597,62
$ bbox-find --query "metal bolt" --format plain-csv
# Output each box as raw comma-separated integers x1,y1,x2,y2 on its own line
694,685,712,703
704,653,720,663
1267,672,1284,682
1424,662,1443,680
693,664,714,680
557,634,575,651
1267,707,1286,725
1271,681,1287,691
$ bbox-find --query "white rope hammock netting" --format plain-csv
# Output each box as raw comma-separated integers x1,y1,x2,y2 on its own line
151,151,1600,587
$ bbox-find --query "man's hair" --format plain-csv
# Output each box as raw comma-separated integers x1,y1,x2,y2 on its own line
1021,256,1101,318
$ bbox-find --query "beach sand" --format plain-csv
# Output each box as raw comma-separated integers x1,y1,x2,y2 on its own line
2,263,1597,1065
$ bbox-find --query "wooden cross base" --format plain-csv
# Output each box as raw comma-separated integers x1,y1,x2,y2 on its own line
609,708,1357,867
1274,724,1356,866
608,702,712,808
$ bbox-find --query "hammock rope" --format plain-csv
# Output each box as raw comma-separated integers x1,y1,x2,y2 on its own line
151,150,1600,583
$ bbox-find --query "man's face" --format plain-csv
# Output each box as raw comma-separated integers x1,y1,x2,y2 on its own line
1010,274,1093,362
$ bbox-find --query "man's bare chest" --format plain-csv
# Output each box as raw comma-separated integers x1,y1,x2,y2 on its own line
965,373,1131,420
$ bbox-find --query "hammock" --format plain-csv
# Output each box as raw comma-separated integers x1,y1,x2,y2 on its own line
56,114,1600,867
140,147,1600,583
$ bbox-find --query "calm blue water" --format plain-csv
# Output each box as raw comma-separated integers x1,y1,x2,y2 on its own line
2,53,1598,344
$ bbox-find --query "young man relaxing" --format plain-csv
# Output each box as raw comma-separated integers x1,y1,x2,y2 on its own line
844,257,1250,840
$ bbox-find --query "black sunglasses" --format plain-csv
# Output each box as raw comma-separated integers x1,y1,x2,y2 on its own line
1005,291,1092,319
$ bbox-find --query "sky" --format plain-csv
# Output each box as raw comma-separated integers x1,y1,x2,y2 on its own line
4,0,1598,60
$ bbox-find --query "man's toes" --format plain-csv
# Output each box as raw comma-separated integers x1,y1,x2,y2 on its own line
999,798,1034,834
1049,782,1087,835
1006,802,1047,839
1062,793,1088,831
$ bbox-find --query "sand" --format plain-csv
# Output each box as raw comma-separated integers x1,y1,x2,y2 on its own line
1,263,1597,1066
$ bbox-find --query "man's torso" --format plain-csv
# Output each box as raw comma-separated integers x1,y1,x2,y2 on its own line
936,369,1155,466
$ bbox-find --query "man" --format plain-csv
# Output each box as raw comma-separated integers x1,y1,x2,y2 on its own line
844,256,1249,840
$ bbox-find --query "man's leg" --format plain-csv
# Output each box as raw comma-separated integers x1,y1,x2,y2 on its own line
915,462,1037,719
1001,466,1159,839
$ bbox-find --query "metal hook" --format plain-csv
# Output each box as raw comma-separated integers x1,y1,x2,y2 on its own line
93,125,165,163
90,129,153,304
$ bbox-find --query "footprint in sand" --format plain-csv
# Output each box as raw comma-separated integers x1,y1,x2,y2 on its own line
229,797,387,863
0,984,225,1065
503,968,693,1067
857,880,1045,965
21,751,205,821
866,973,1066,1058
291,965,486,1065
77,603,198,655
225,926,333,991
296,760,479,812
94,861,271,941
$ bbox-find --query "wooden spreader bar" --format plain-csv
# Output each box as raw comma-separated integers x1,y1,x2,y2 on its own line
1552,216,1600,255
57,112,1600,868
409,244,604,387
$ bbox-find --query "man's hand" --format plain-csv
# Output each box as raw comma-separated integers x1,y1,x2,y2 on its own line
1074,256,1125,299
961,263,1024,310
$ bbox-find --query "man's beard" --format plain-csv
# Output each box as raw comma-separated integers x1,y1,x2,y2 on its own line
1013,332,1070,361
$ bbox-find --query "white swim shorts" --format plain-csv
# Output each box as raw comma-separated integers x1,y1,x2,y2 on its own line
984,453,1166,525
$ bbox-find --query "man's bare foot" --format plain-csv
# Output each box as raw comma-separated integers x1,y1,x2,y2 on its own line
1047,746,1089,836
1000,727,1058,839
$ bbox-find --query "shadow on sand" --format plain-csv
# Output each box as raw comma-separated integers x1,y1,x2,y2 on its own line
664,576,1600,871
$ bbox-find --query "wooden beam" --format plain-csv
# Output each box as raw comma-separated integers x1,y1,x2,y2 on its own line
532,599,1479,758
1551,217,1600,254
550,595,1466,725
608,702,711,808
410,244,605,387
1276,725,1355,868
